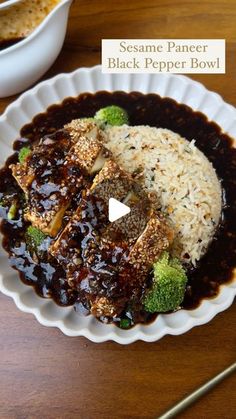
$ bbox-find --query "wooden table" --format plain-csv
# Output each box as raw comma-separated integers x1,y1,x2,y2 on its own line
0,1,235,418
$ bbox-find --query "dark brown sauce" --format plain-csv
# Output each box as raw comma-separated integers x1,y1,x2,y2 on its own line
0,91,236,327
0,37,25,51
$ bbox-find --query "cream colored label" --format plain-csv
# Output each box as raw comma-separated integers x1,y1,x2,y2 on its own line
102,39,225,74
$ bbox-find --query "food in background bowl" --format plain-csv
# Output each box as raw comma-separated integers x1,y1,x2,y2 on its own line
0,0,61,50
0,0,72,97
0,91,235,329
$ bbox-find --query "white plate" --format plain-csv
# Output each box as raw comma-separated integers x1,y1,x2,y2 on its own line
0,66,235,344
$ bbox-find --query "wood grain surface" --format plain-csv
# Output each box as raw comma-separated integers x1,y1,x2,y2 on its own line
0,1,235,418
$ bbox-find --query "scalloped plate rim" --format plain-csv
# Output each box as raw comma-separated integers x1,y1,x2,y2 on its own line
0,65,235,344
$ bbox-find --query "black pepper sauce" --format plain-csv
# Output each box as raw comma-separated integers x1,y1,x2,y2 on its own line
0,37,25,51
22,129,88,237
26,130,73,215
0,91,236,326
51,192,146,321
72,196,130,310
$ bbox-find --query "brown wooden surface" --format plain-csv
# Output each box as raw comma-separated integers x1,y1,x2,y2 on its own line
0,1,235,418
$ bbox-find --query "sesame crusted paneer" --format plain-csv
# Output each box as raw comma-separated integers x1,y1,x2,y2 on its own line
67,136,111,175
10,121,110,237
11,129,73,192
49,206,83,286
90,159,133,203
102,188,152,242
65,118,105,143
19,130,86,236
10,130,75,235
49,160,139,312
49,192,108,285
90,296,117,318
11,156,34,195
128,212,174,274
65,119,110,174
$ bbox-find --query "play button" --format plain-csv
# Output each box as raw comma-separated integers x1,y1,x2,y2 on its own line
108,198,131,222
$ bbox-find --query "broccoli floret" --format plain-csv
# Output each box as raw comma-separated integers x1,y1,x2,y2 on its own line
18,146,31,164
120,318,131,329
94,105,129,126
144,252,188,313
25,226,46,252
7,202,18,220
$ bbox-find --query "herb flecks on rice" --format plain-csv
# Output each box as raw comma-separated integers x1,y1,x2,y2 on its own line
104,125,222,266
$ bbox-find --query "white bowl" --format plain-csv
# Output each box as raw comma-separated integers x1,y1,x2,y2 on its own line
0,66,235,343
0,0,73,98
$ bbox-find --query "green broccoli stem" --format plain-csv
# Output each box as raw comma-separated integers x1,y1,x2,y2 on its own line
25,226,47,252
120,318,131,329
18,147,31,164
7,203,18,220
144,251,188,313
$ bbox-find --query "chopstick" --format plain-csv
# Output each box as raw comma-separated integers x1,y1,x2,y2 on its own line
158,362,236,419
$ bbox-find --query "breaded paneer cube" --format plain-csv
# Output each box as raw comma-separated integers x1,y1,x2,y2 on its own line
19,131,84,237
24,202,71,238
10,130,73,191
128,213,174,273
65,118,105,143
49,207,82,267
10,121,110,237
11,158,34,195
65,118,110,175
103,203,147,242
49,191,108,273
90,160,133,203
67,136,111,175
90,297,117,318
102,189,151,242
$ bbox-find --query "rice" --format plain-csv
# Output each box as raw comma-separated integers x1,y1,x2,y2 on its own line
104,125,222,266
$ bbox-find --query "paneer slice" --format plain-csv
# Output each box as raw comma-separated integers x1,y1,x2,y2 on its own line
67,135,111,175
128,212,174,273
102,188,151,242
90,159,133,203
90,296,117,318
11,119,106,195
65,118,110,174
66,119,111,175
49,192,109,287
10,130,73,194
10,122,110,237
24,133,110,236
19,131,84,236
25,203,70,237
49,206,83,272
65,118,105,144
50,161,135,284
11,158,34,194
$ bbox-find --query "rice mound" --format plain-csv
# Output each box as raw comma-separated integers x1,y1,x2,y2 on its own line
104,125,222,266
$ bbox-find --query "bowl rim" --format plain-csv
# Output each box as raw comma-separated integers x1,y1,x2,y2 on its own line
0,66,236,343
0,0,72,56
2,64,236,118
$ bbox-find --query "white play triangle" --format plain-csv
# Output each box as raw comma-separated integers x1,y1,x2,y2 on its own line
108,197,131,222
